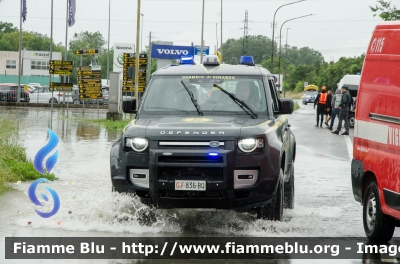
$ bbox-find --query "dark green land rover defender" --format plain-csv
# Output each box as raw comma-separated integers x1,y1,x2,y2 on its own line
110,55,296,221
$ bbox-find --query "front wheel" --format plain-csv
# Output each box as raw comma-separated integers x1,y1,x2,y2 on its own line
257,169,284,221
49,98,58,104
363,182,395,242
73,99,81,105
284,162,295,209
349,113,355,128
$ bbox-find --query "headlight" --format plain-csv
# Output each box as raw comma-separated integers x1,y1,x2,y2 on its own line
125,137,148,152
238,138,263,153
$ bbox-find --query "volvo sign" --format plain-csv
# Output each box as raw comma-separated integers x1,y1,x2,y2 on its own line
151,44,194,59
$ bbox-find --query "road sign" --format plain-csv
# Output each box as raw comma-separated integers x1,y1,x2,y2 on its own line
49,69,73,75
49,60,73,66
50,82,73,88
122,53,147,92
50,65,73,70
77,70,101,76
79,93,102,99
78,83,101,88
77,75,101,80
75,49,98,55
79,87,101,93
49,87,73,92
78,79,101,85
304,82,308,87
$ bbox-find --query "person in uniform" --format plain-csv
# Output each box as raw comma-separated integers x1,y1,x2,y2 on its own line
332,85,352,135
236,81,261,110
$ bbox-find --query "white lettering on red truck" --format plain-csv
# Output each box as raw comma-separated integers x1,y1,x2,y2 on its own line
388,126,399,146
370,38,385,53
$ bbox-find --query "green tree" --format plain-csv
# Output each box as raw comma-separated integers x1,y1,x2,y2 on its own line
370,0,400,20
0,22,18,33
98,49,114,79
68,31,107,83
222,35,273,65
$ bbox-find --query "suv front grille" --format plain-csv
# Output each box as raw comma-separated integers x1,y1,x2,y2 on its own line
158,167,223,180
158,156,223,163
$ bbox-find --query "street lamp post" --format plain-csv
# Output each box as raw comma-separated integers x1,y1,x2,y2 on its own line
283,28,290,98
278,14,314,97
106,0,111,85
140,13,144,52
134,0,141,109
270,0,305,72
200,0,205,64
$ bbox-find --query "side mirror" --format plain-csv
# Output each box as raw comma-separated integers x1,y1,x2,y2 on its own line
128,66,135,79
123,97,137,113
274,98,294,115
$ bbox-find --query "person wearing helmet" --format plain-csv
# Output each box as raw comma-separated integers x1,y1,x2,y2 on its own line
314,86,329,127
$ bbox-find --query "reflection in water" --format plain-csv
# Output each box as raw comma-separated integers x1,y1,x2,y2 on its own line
76,122,101,141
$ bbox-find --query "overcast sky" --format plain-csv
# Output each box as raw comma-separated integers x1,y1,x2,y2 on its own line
0,0,384,62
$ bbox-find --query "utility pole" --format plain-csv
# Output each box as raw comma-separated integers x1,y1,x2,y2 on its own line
17,0,23,103
134,0,141,109
242,10,249,55
146,31,153,83
200,0,205,64
220,0,223,62
283,28,290,98
106,0,111,85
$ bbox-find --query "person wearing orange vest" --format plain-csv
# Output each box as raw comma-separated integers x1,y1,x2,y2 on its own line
314,86,328,127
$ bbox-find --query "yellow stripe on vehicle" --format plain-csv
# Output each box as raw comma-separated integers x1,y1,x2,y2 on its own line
265,115,287,134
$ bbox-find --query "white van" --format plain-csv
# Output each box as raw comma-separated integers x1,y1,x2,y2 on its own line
337,74,360,98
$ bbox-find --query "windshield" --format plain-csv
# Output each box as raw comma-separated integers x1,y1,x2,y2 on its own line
141,76,267,115
305,91,317,96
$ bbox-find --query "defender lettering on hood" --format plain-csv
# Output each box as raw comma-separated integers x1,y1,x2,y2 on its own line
160,131,225,135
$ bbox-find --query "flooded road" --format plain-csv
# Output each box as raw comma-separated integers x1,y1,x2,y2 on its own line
0,105,398,263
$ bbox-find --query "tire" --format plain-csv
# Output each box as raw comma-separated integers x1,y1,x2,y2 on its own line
257,169,284,221
304,102,307,105
284,162,295,209
49,98,58,104
363,182,395,242
73,99,81,105
349,113,355,128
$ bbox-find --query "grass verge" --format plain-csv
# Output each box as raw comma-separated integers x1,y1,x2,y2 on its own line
283,91,303,99
0,117,55,194
293,102,300,111
77,118,132,130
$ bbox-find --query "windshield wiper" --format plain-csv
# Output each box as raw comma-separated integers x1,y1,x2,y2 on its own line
181,80,203,116
212,84,258,119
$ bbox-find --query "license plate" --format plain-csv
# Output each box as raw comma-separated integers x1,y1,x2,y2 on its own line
175,180,206,191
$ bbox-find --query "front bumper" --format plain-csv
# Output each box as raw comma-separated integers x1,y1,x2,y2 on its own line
111,142,279,210
303,98,315,103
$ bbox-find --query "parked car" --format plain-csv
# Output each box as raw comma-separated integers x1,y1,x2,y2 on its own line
0,83,30,102
72,86,109,105
302,90,318,105
29,86,72,104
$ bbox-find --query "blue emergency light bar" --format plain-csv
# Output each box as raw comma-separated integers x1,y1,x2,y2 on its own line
180,56,195,65
239,56,255,66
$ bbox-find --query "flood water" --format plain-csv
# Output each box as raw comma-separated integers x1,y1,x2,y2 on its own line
0,106,397,264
